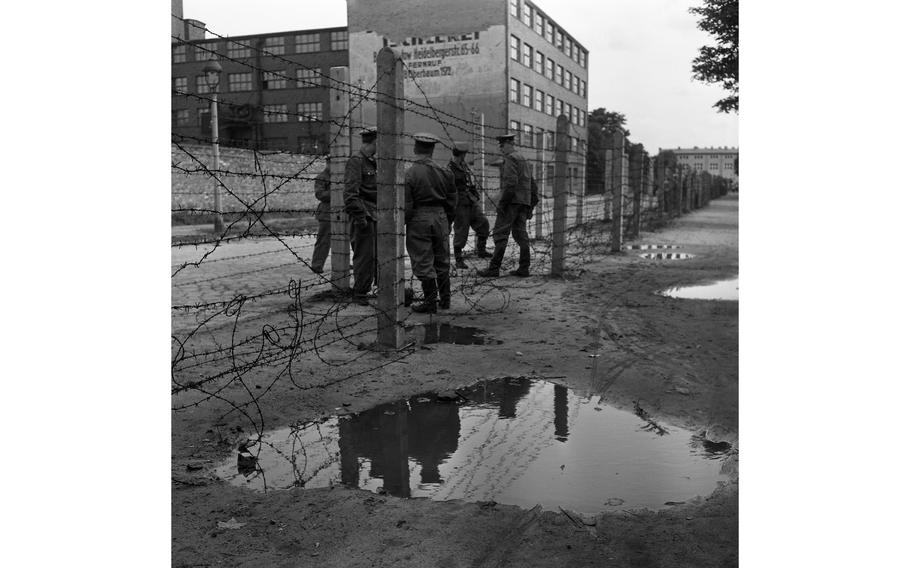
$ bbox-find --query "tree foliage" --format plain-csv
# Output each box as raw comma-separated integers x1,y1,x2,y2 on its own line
586,108,629,194
690,0,738,113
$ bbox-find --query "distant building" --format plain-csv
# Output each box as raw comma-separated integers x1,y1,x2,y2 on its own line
665,147,739,181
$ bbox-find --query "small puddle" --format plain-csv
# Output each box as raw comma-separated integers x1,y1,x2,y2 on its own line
404,323,503,346
659,277,738,301
626,244,680,250
214,379,730,513
639,252,694,260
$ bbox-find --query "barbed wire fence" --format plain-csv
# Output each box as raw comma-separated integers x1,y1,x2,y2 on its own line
171,20,734,477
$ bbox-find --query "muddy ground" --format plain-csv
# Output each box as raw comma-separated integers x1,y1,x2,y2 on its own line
172,195,738,567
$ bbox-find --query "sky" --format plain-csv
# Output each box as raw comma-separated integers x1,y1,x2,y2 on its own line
181,0,738,155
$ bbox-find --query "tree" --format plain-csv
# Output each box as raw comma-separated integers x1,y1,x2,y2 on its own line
690,0,738,113
586,108,630,194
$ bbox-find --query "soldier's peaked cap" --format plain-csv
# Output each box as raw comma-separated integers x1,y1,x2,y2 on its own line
496,133,516,143
413,132,439,144
452,141,471,154
360,127,378,141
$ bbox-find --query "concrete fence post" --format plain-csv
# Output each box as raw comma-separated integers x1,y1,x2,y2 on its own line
602,147,613,222
329,66,351,292
629,143,644,239
375,48,405,349
610,131,625,252
551,115,569,276
535,131,544,240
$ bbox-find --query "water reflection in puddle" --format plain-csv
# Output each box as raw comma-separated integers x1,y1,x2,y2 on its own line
639,252,694,260
659,277,738,301
404,323,503,346
626,244,680,250
215,379,730,513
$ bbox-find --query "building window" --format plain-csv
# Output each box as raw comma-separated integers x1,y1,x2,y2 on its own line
725,163,733,169
330,31,348,50
523,124,534,148
172,44,186,63
581,80,587,98
564,37,572,57
565,70,573,90
195,42,217,61
228,72,252,92
545,94,554,115
197,108,209,126
509,0,519,18
569,41,576,61
580,50,587,68
555,64,563,87
534,51,544,74
264,36,286,55
509,78,520,103
555,30,564,51
296,68,322,88
546,130,555,151
546,21,554,44
173,76,187,93
173,109,190,126
556,99,564,117
228,40,252,58
545,58,554,80
580,109,586,126
522,83,532,107
570,137,578,153
195,75,211,95
572,75,579,95
263,104,288,123
566,103,573,123
510,35,520,61
509,120,520,134
297,102,323,121
534,89,544,112
710,163,719,170
522,2,532,26
534,12,545,36
694,163,704,170
263,71,287,90
522,43,532,67
295,33,320,53
571,107,578,125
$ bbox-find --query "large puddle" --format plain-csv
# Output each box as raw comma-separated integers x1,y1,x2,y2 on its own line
214,379,731,513
660,277,739,301
404,323,503,346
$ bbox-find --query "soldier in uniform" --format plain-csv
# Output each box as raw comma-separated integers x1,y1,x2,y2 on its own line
448,141,491,269
310,158,331,273
404,133,458,313
343,127,378,305
478,133,539,278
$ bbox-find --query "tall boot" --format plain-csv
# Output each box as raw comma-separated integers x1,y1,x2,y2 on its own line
477,245,506,277
476,237,492,258
412,279,437,313
437,272,451,309
509,244,531,277
454,248,467,269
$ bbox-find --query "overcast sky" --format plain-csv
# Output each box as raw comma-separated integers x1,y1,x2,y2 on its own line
181,0,738,154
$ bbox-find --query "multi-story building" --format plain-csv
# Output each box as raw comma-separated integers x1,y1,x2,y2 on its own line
347,0,589,194
171,21,349,153
666,147,739,181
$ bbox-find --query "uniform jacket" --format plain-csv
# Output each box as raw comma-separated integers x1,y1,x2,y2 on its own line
448,159,481,205
499,150,539,208
404,156,458,224
314,166,331,222
343,150,377,221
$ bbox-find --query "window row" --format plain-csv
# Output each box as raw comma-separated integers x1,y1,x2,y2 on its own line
172,102,325,127
172,69,326,94
507,120,586,154
172,30,348,63
509,0,587,68
510,35,586,97
509,79,586,127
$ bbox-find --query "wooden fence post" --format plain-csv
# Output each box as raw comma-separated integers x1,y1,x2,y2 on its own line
610,131,625,252
551,115,569,275
329,66,351,293
629,143,644,239
375,48,405,349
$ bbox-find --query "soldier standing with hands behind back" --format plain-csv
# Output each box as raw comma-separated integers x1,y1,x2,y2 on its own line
478,133,539,278
343,127,378,306
448,141,491,269
404,133,458,313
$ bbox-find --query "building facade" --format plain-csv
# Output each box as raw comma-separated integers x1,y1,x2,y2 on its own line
346,0,589,193
171,24,349,153
666,147,739,181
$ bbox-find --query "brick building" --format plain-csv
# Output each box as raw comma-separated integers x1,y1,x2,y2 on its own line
666,147,739,181
171,20,349,153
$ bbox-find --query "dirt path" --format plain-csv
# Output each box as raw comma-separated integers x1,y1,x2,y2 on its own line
172,194,738,567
